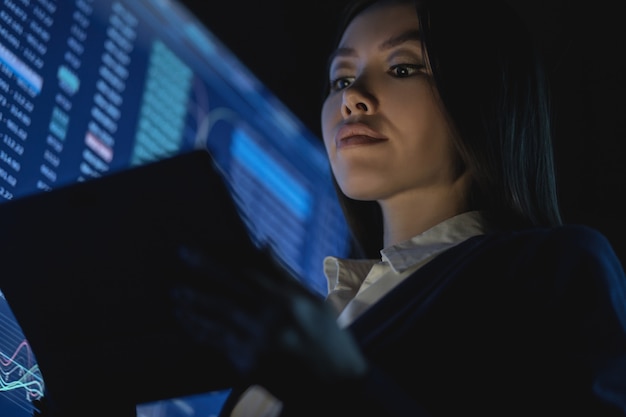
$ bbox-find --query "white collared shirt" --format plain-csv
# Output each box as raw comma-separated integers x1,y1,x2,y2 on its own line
230,211,487,417
325,211,487,328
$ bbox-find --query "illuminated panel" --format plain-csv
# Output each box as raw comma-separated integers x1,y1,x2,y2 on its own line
0,292,44,416
0,0,352,415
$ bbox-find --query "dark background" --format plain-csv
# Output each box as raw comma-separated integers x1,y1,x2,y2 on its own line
181,0,626,263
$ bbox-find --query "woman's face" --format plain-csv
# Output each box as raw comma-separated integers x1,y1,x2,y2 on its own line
321,2,461,204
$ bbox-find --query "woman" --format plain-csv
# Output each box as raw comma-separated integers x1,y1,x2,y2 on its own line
174,0,626,415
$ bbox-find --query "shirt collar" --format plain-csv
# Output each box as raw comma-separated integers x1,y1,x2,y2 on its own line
381,210,487,273
324,210,487,293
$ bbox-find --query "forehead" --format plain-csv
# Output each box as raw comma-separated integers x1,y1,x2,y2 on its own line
338,2,420,48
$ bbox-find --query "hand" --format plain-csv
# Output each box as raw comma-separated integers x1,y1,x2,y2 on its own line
171,245,369,399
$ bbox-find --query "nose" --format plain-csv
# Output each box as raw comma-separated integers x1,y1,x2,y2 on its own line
341,83,376,118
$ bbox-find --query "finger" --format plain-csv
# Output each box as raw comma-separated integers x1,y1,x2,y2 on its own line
177,245,264,303
172,285,262,334
175,308,260,376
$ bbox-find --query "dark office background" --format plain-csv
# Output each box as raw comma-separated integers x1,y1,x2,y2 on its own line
181,0,626,263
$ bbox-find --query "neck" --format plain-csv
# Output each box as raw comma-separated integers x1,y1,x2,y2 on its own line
380,186,469,247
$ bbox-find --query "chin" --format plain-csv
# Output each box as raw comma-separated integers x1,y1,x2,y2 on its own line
337,182,382,202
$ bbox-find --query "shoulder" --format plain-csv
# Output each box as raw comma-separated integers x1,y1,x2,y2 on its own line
471,224,619,264
449,224,626,295
541,223,614,251
518,224,622,272
485,225,626,306
523,224,616,261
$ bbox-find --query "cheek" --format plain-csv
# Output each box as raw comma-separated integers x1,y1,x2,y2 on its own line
321,97,339,153
397,91,450,148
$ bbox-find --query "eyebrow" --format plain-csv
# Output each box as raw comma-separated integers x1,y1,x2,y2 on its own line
328,29,422,63
380,29,422,50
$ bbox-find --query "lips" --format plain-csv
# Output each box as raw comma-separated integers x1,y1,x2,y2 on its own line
335,123,387,149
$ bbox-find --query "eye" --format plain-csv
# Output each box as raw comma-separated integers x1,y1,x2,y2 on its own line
389,64,426,78
329,76,355,92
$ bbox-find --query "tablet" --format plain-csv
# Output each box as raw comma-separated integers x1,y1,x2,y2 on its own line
0,150,269,414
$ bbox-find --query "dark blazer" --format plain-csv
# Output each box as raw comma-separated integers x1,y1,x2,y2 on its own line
222,224,626,417
329,224,626,416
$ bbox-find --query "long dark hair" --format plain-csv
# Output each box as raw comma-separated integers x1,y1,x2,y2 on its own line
324,0,563,258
